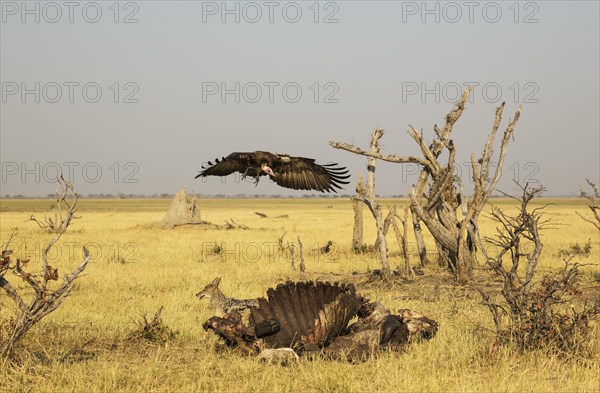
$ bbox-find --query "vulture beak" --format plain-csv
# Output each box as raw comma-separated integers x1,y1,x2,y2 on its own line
262,164,275,177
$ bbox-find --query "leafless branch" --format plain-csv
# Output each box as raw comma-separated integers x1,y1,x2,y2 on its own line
26,174,80,233
576,179,600,230
1,178,90,359
0,278,26,313
329,140,431,169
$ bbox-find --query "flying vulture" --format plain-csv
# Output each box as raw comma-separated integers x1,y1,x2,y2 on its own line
195,151,350,193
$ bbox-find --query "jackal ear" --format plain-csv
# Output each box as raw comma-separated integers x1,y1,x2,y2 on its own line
211,277,222,286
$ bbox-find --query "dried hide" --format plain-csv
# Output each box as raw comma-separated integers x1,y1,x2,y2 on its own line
202,281,438,362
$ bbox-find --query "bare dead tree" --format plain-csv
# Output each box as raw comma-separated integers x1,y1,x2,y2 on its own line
410,206,430,267
351,173,366,251
344,129,391,275
475,183,598,351
374,205,397,251
576,179,600,231
331,88,522,281
26,175,80,233
391,206,414,277
1,177,91,358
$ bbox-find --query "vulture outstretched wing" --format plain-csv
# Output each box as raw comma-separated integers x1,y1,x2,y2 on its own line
271,156,350,193
194,152,254,178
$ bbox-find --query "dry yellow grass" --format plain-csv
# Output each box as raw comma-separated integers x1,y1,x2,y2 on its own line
1,198,599,393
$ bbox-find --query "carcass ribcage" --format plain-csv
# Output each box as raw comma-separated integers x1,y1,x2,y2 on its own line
249,281,364,351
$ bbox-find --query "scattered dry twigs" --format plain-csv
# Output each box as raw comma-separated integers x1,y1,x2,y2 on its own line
222,219,249,230
297,237,306,272
276,233,306,272
126,307,178,344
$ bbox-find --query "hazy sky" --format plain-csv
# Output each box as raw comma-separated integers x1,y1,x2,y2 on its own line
1,1,598,197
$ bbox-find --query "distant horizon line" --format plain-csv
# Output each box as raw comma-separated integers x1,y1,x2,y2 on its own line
0,193,585,200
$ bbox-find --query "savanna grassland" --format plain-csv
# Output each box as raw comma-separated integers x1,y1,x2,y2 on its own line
1,197,599,393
